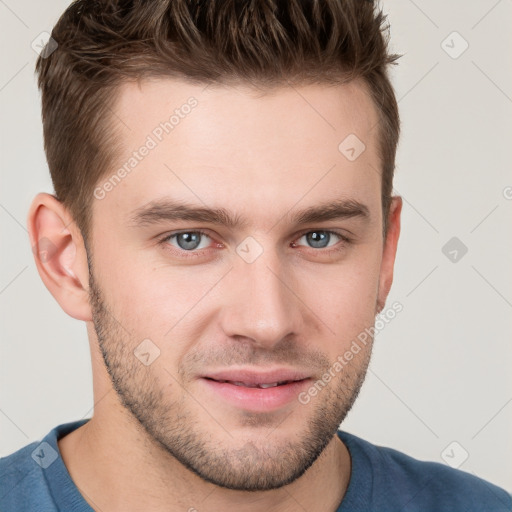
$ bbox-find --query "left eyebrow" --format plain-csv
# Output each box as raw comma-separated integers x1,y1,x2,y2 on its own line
291,198,370,225
128,197,371,229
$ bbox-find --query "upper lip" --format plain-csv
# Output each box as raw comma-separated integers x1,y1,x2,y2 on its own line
201,368,311,386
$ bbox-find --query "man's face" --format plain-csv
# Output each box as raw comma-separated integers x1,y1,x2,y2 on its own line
87,78,396,491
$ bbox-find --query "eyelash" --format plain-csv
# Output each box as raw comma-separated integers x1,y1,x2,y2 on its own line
158,229,352,258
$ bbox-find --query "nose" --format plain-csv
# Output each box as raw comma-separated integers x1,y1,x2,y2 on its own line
218,250,303,350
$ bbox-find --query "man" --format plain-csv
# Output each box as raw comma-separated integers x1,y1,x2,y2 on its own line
1,0,510,510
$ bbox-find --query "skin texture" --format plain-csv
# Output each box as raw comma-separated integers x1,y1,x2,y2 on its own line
27,78,402,512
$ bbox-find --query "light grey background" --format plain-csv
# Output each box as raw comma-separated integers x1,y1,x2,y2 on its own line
1,0,511,493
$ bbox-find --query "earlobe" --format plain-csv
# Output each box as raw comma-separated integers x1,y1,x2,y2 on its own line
27,192,93,322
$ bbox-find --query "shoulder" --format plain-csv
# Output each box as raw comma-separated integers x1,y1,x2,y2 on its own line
338,430,512,511
0,439,58,511
0,420,90,512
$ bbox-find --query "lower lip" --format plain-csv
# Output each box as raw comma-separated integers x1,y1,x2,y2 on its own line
200,378,311,412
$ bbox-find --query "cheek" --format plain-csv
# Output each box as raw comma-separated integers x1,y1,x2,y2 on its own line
115,273,185,335
100,252,221,350
299,249,381,344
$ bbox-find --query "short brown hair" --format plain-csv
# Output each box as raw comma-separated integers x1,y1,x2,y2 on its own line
35,0,401,244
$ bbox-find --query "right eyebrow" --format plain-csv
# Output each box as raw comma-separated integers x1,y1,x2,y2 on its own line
128,199,248,229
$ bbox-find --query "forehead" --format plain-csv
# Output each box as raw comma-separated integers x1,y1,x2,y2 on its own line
115,77,379,151
94,77,381,230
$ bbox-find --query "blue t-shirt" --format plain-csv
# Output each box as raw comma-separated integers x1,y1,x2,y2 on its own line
1,419,510,511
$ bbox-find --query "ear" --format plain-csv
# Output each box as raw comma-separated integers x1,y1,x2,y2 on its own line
27,192,92,321
376,195,402,314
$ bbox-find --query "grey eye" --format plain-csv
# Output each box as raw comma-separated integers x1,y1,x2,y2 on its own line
299,231,339,249
168,231,210,251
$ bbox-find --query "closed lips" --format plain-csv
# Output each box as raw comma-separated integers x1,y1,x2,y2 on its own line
205,378,298,388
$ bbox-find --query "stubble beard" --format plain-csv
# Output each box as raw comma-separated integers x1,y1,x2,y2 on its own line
87,262,373,491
